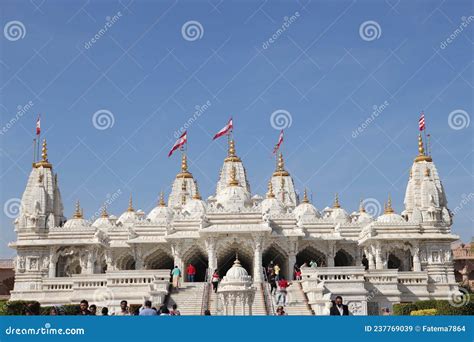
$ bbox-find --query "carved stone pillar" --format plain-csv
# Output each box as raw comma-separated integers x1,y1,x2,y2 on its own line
287,238,298,279
171,242,184,272
375,244,383,270
327,242,335,267
355,246,362,266
412,246,421,272
252,235,263,283
133,246,144,270
206,237,217,278
48,248,57,278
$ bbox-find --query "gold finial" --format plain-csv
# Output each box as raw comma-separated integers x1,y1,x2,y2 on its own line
101,204,109,218
273,152,289,177
224,139,241,162
228,166,239,186
34,139,52,168
424,168,431,177
159,191,166,207
414,134,432,162
302,189,309,203
267,180,275,198
127,194,134,212
176,153,193,178
193,182,202,200
384,195,394,214
333,193,341,208
73,200,83,219
359,199,366,213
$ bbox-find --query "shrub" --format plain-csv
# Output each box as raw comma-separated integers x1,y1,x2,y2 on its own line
5,301,40,315
0,300,7,315
410,309,437,316
393,298,474,316
62,304,80,315
393,303,417,315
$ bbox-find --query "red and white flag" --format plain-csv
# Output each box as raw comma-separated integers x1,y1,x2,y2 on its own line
168,131,187,157
36,116,41,135
213,118,233,140
419,112,425,131
273,130,284,154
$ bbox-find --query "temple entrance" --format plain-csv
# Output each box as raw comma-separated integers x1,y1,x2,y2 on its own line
217,243,253,278
262,245,288,279
116,254,136,270
182,248,208,282
144,249,174,270
334,249,354,266
296,246,327,267
387,249,412,271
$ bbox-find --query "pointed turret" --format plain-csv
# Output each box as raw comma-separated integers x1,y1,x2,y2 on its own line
404,133,451,224
216,138,251,196
269,152,297,207
15,138,65,230
168,152,198,208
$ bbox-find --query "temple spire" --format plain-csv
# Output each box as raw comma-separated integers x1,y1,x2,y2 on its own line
333,193,341,208
127,194,134,212
73,200,83,219
302,189,309,203
159,191,166,206
267,180,275,198
193,182,202,200
384,195,394,214
101,204,109,218
34,139,52,168
224,139,241,162
359,199,366,213
176,152,193,179
414,134,432,162
273,152,289,177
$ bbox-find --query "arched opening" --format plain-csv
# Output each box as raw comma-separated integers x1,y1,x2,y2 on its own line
182,248,208,282
296,246,327,267
387,248,412,271
262,244,288,279
334,249,354,266
217,242,253,278
93,252,107,274
117,254,136,270
56,255,82,277
144,249,174,270
388,254,401,270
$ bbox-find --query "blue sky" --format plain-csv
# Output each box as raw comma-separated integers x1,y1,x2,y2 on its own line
0,0,472,258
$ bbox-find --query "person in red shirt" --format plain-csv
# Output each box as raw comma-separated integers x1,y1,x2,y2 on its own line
276,277,291,306
186,264,196,282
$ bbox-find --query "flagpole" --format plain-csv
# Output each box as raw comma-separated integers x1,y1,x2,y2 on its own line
422,111,428,153
33,138,36,165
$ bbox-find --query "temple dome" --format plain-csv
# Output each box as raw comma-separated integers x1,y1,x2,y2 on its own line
261,181,285,214
293,190,320,219
216,166,252,210
377,197,405,223
225,258,249,281
147,193,173,222
63,201,90,228
183,189,207,217
117,196,140,226
328,194,349,223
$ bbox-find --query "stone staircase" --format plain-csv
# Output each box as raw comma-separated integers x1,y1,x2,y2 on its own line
282,281,314,315
167,282,206,315
207,284,268,315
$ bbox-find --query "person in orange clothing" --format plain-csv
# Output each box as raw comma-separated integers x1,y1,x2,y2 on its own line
186,264,196,282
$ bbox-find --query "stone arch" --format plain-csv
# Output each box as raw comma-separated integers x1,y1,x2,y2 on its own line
94,250,107,274
216,239,253,278
387,248,412,271
116,254,136,270
335,249,354,266
56,254,82,277
262,243,288,279
144,248,174,270
182,246,208,282
296,245,327,267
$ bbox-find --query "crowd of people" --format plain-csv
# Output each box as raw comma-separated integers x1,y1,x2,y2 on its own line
77,299,184,316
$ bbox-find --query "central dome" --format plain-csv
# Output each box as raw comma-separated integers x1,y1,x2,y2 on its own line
225,258,249,281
